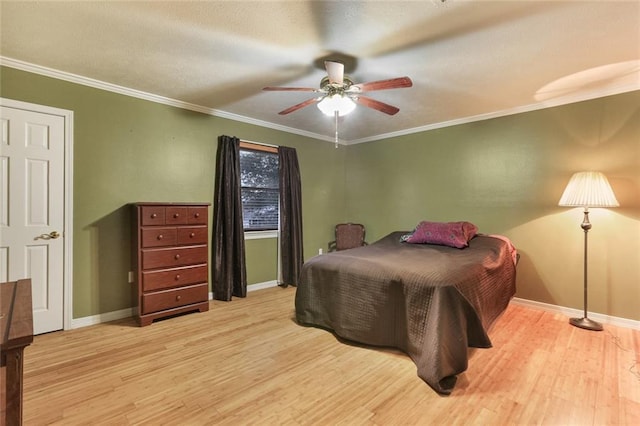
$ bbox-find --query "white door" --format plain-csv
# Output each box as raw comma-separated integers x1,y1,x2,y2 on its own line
0,104,66,334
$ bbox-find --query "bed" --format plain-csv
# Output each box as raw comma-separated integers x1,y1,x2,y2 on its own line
294,230,517,394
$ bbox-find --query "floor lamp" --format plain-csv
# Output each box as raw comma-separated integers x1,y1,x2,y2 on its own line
558,171,619,331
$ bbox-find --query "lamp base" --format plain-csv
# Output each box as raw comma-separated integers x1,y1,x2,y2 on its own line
570,317,603,331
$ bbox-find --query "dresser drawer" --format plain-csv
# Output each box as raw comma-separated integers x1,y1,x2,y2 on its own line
141,227,177,248
188,207,208,225
140,206,166,226
142,245,208,270
177,226,208,245
165,207,188,225
142,265,208,292
142,283,208,314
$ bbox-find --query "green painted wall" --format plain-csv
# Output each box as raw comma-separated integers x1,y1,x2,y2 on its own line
345,91,640,321
2,66,638,322
245,237,278,285
1,66,347,318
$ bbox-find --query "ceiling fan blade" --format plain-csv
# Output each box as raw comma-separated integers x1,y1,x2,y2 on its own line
353,96,400,115
325,61,344,85
278,97,321,115
351,76,413,92
263,86,318,92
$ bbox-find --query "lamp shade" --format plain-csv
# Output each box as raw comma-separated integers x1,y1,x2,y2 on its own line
558,171,619,207
317,94,356,117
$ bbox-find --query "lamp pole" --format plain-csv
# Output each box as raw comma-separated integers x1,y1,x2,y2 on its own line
569,207,603,331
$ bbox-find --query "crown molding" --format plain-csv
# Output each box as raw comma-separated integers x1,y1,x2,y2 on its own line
3,56,637,146
0,56,335,143
348,82,640,145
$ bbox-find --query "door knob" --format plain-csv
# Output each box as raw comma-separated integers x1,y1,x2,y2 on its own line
37,231,61,240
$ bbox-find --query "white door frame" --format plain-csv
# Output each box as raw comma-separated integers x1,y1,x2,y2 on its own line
1,97,74,331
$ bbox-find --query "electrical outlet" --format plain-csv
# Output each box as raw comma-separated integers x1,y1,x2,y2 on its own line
128,271,134,283
318,248,323,255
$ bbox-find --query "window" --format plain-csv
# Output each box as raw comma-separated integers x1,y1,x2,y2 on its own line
239,144,279,231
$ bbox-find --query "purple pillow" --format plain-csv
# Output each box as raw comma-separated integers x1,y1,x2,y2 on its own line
402,221,478,248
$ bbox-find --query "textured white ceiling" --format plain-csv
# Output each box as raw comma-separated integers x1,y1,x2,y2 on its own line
1,1,639,143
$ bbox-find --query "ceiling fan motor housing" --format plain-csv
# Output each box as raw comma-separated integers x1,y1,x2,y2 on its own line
320,76,356,97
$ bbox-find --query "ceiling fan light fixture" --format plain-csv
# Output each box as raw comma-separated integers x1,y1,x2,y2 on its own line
317,94,356,117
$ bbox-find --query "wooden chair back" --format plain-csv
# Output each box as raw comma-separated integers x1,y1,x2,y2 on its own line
329,223,367,251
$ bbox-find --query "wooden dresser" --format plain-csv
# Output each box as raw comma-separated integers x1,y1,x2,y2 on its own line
1,279,33,426
132,203,210,326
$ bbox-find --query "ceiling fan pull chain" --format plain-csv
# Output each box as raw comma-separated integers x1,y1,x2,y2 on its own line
334,110,339,148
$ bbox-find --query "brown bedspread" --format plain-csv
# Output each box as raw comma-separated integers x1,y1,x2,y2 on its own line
295,231,517,394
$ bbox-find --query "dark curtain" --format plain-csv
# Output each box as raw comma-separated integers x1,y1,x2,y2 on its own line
279,146,304,287
212,135,247,300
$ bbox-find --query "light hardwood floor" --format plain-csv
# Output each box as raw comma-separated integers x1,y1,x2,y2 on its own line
23,287,640,425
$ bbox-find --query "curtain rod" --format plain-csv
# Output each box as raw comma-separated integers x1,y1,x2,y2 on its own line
240,138,278,148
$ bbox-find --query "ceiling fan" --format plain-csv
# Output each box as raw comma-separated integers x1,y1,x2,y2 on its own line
263,61,413,117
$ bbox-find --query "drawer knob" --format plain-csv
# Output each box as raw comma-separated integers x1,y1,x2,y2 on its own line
157,234,164,240
176,295,182,301
194,213,200,218
174,213,180,218
151,213,157,219
190,232,195,238
175,274,181,280
174,254,181,260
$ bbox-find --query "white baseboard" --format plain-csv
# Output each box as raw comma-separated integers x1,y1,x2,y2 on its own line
70,307,134,329
248,280,280,292
512,297,640,330
69,282,279,330
68,290,638,332
206,280,279,300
